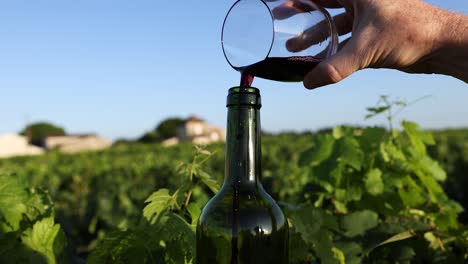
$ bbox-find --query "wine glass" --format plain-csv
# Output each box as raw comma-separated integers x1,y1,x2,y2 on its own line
222,0,338,84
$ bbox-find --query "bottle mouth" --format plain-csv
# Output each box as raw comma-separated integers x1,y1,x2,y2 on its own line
229,87,260,94
227,87,262,108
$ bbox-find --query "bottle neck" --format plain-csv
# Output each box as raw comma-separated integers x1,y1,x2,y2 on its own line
224,88,262,189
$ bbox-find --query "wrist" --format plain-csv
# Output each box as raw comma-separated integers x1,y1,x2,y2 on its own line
429,10,468,82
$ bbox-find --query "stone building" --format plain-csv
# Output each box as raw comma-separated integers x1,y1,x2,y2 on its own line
162,116,225,146
0,134,44,158
45,134,112,154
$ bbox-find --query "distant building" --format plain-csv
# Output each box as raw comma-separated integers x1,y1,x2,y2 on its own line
161,137,180,147
0,134,44,158
45,134,112,154
174,116,225,145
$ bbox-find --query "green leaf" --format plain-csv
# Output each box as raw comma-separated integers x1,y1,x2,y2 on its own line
87,228,163,264
186,203,201,226
424,232,441,250
336,137,363,170
333,200,348,214
0,174,28,232
143,189,173,224
412,169,444,203
349,186,364,201
89,213,195,264
195,145,212,156
402,121,434,155
380,142,406,162
289,205,339,242
332,126,356,139
173,183,191,206
160,213,195,264
196,169,220,194
330,165,345,186
288,231,311,263
335,186,362,203
315,229,340,264
0,232,45,264
21,217,66,264
332,127,345,139
365,169,384,195
335,242,363,264
365,106,390,119
418,156,446,181
393,100,407,106
291,212,340,264
341,210,378,237
434,200,462,231
359,127,387,153
25,187,54,222
366,230,415,254
332,247,345,264
396,177,426,207
290,207,323,240
298,134,335,167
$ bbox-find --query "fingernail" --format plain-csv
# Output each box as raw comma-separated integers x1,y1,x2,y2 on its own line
304,72,329,90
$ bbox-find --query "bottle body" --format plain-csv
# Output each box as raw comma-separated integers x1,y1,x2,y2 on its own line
197,186,288,264
196,87,289,264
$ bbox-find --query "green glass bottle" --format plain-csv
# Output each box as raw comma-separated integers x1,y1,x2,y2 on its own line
196,87,289,264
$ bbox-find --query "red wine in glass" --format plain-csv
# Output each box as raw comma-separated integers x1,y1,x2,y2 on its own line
236,56,323,87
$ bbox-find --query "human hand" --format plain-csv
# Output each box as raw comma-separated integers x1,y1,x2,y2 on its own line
276,0,468,89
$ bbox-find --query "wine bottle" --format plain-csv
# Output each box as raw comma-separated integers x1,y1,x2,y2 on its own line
196,87,289,264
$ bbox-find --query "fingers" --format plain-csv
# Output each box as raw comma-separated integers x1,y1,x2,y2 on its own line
286,20,330,52
271,0,314,20
303,38,363,89
264,0,342,4
270,0,347,21
271,0,345,21
286,12,353,52
312,0,343,8
334,12,354,35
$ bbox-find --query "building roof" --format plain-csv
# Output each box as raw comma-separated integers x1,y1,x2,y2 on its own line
185,116,204,123
46,134,97,139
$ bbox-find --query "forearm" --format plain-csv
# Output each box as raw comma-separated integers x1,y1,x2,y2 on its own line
431,11,468,82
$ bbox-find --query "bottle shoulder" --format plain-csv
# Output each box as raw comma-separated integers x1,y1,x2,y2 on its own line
202,185,283,212
198,185,287,231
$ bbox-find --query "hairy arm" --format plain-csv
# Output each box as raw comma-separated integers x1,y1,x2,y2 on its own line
427,11,468,83
294,0,468,89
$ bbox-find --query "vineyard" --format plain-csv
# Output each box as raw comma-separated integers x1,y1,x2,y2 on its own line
0,121,467,263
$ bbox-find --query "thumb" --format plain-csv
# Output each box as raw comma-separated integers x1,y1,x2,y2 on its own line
304,39,363,89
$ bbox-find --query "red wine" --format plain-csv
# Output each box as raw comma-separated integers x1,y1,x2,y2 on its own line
237,56,322,87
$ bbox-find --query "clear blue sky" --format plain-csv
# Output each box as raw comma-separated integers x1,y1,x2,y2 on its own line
0,0,467,140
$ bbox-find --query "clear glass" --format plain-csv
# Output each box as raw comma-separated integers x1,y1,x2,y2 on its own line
197,87,288,264
222,0,338,83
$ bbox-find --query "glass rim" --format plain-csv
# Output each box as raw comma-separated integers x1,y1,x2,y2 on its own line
221,0,275,69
